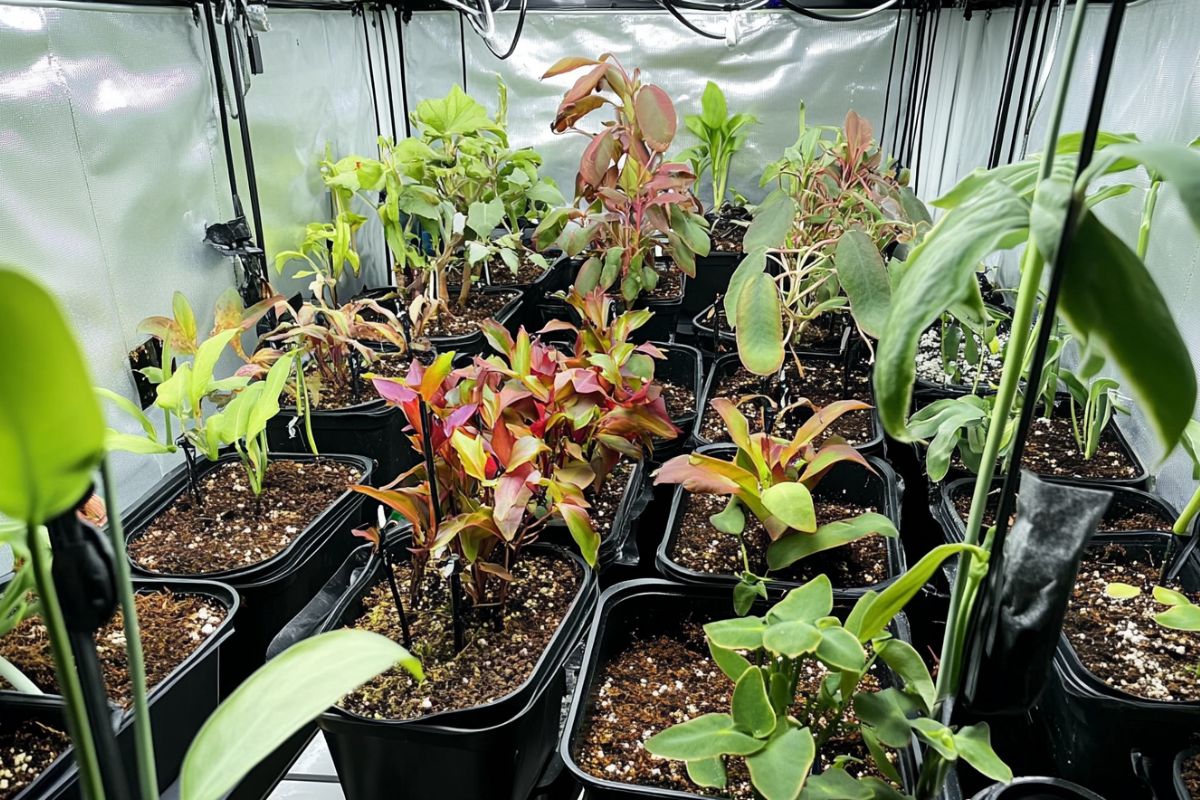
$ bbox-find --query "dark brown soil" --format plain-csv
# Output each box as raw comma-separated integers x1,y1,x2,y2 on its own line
338,551,580,719
593,461,635,542
951,488,1174,533
1182,752,1200,799
660,378,697,423
308,351,409,410
671,492,890,587
574,621,896,797
0,591,227,708
709,205,750,253
0,717,70,800
694,306,846,355
485,250,551,286
1063,544,1200,701
426,290,520,338
128,459,360,574
699,360,873,447
1021,416,1138,479
641,262,684,301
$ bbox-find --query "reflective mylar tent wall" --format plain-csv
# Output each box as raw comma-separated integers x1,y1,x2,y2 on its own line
1,0,1197,511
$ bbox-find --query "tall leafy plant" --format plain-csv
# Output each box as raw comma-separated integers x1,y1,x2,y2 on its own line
677,81,758,213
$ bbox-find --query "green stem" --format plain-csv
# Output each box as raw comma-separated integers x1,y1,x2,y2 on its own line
933,0,1092,706
26,523,107,800
1175,485,1200,536
0,655,42,694
1137,180,1160,260
100,460,159,800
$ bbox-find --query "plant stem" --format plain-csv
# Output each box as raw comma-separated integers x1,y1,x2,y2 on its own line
1137,179,1160,260
101,460,159,800
26,523,107,800
1175,485,1200,536
933,0,1091,707
0,655,42,694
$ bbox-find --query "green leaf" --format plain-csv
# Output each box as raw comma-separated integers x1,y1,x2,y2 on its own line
761,482,816,532
1155,604,1200,631
709,640,753,682
745,726,815,800
767,512,897,570
860,727,903,785
911,717,957,760
467,197,505,238
734,578,767,616
768,574,833,623
1104,582,1142,599
836,230,891,338
1153,585,1190,607
762,620,821,658
799,767,873,800
874,182,1029,440
645,713,766,760
732,667,776,738
180,630,421,800
601,247,624,288
700,80,728,129
0,268,105,524
723,247,767,328
744,194,797,251
1029,174,1073,265
875,638,935,714
687,757,727,789
736,271,785,376
954,723,1012,783
705,616,767,650
1058,210,1196,451
414,84,496,137
854,688,917,748
815,627,866,672
559,504,599,567
576,256,603,294
1107,142,1200,230
856,543,988,642
711,497,746,534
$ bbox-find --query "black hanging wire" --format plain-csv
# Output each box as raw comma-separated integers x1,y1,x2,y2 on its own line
360,5,384,139
657,0,726,40
480,0,530,58
1009,0,1053,163
202,1,241,213
220,2,267,254
912,0,941,196
983,0,1129,622
987,0,1033,169
898,3,927,167
890,5,915,157
777,0,900,23
880,4,903,149
458,14,469,89
377,6,399,139
395,7,413,138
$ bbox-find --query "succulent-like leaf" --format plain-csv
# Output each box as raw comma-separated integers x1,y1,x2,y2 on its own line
634,84,677,153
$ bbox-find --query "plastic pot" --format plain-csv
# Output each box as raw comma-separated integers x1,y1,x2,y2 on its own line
315,537,598,800
692,352,884,454
652,342,702,461
17,578,239,798
1172,746,1200,800
0,695,88,800
684,251,740,319
971,777,1107,799
537,275,689,344
358,286,523,356
689,302,851,361
655,444,905,597
122,451,372,691
1034,532,1200,799
559,578,919,799
542,459,651,575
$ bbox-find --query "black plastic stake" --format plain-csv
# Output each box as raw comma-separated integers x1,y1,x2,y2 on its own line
448,554,466,653
177,438,203,506
712,291,724,356
418,396,443,525
378,537,412,648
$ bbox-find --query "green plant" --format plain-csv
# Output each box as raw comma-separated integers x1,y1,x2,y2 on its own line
654,398,897,612
1174,419,1200,535
677,81,758,213
536,55,711,301
644,574,1010,800
1104,582,1200,631
0,525,40,694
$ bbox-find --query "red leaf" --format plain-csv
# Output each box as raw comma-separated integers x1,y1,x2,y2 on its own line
634,84,677,153
542,56,602,79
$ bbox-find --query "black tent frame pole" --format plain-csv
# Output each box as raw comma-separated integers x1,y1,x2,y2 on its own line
395,6,413,138
880,4,902,152
360,4,384,139
1006,0,1045,163
986,0,1128,592
912,0,940,196
220,2,267,254
377,5,399,139
987,0,1032,168
890,6,914,156
1013,0,1055,161
898,4,925,165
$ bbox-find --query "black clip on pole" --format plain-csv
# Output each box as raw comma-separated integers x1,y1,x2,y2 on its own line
45,492,133,800
176,437,203,506
447,553,466,654
375,516,413,649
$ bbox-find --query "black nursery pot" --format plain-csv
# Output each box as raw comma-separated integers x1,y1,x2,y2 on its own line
693,352,884,454
1173,746,1200,800
689,302,851,361
359,285,523,356
122,451,372,693
0,695,87,800
315,537,599,800
1035,532,1200,799
971,777,1107,800
684,251,741,319
656,445,905,598
652,341,702,461
22,579,239,799
559,579,919,800
542,459,649,575
537,274,690,344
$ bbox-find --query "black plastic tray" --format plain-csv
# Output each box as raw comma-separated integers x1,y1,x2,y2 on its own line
692,352,884,455
559,579,919,799
655,445,905,598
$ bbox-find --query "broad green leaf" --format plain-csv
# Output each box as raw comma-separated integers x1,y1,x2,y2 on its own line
710,497,746,535
836,231,891,338
180,630,421,800
0,268,105,524
874,182,1029,440
767,512,897,570
700,80,728,129
762,620,821,658
856,543,988,642
799,767,873,800
414,84,496,137
1104,582,1141,599
1152,585,1189,607
1107,142,1200,230
768,575,833,623
744,194,797,251
645,713,766,760
815,627,866,672
954,723,1012,783
911,717,957,759
635,84,678,152
875,638,935,714
1155,604,1200,631
745,726,815,800
854,688,916,748
1059,211,1196,450
709,640,753,682
705,616,767,650
467,197,505,238
559,504,599,566
687,757,727,789
1029,174,1072,266
734,578,768,617
736,271,785,376
761,482,816,532
732,667,776,738
723,247,767,328
576,256,603,294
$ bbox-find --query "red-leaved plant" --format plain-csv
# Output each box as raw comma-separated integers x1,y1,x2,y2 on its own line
354,313,680,607
535,55,711,302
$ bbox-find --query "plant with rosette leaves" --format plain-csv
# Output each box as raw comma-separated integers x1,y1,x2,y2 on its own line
644,574,1010,800
535,54,710,302
676,80,758,217
654,397,897,612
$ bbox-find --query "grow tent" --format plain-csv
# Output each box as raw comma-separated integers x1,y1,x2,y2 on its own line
2,0,1200,797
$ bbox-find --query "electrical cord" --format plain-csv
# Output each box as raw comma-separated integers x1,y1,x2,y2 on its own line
657,0,727,39
473,0,528,58
777,0,899,23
